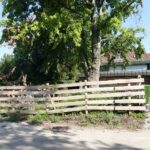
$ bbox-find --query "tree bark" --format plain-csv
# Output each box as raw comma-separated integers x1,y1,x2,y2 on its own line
88,0,102,81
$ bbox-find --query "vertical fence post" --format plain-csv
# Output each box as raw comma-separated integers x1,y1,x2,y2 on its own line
113,86,116,111
49,94,56,110
84,80,88,115
138,75,142,99
12,89,15,112
47,83,56,111
128,82,131,114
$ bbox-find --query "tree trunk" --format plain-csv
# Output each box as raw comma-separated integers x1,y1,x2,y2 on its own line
88,0,101,81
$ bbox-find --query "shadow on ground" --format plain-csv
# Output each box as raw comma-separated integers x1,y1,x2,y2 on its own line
0,124,143,150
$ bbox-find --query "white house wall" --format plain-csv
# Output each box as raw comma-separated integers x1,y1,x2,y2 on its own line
109,65,147,71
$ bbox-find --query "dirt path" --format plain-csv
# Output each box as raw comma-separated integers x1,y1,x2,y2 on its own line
0,122,150,150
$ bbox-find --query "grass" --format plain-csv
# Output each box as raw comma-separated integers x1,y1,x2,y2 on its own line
0,111,146,130
77,111,146,129
26,111,146,130
27,113,61,124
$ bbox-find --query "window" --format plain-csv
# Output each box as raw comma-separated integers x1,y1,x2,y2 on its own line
147,64,150,70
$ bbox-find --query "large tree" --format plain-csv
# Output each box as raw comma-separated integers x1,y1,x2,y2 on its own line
0,0,144,82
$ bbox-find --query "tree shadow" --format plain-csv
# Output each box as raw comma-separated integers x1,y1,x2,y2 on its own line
0,124,144,150
96,140,142,150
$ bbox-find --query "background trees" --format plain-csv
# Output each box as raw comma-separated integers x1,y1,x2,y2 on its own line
0,0,145,84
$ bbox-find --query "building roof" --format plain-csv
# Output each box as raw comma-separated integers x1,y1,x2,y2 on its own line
101,52,150,66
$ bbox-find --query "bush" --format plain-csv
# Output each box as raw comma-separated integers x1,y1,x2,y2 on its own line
145,85,150,103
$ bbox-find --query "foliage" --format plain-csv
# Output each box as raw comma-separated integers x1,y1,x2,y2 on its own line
28,111,146,129
6,113,27,122
0,54,15,75
129,112,147,119
0,0,145,83
0,111,145,129
0,54,18,84
145,85,150,103
79,111,120,128
28,113,61,124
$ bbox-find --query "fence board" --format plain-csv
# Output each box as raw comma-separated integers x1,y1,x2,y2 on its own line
86,78,144,86
0,77,146,114
54,85,144,95
115,106,146,111
0,91,52,96
87,91,144,99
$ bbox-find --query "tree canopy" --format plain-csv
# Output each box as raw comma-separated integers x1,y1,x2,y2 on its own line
0,0,145,84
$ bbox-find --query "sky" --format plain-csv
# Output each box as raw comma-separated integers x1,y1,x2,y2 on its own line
0,1,150,58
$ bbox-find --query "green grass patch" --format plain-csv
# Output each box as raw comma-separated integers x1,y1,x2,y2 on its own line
0,111,146,130
145,85,150,103
129,112,147,119
28,113,61,124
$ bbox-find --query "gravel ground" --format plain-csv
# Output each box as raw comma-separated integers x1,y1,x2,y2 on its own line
0,122,150,150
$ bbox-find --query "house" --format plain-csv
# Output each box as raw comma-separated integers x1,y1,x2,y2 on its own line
100,52,150,84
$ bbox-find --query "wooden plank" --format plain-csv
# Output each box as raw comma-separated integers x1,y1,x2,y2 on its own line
87,91,144,99
54,85,144,95
0,97,15,101
0,86,25,90
114,85,144,91
48,82,84,88
18,101,85,108
0,103,13,107
115,106,146,111
0,99,145,109
47,106,86,114
46,78,144,88
86,78,144,86
0,85,51,90
0,94,144,103
87,106,114,110
0,97,49,102
19,110,44,114
0,91,52,96
87,99,145,105
0,103,38,108
115,99,145,104
87,100,114,105
51,95,85,101
47,101,85,107
0,109,18,114
20,107,86,114
0,78,144,91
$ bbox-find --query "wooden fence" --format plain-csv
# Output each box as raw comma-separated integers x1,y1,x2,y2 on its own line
0,77,146,114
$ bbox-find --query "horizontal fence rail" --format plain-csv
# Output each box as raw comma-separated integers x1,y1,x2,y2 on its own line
0,77,146,114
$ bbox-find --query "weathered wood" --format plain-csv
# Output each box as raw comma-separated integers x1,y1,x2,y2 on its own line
0,99,145,109
86,78,144,86
0,97,49,102
53,85,144,95
87,91,144,99
84,80,88,115
114,99,145,104
0,78,144,90
0,91,52,96
47,107,86,114
87,106,114,110
51,95,85,101
115,106,146,111
0,77,146,114
49,101,85,107
87,100,114,105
